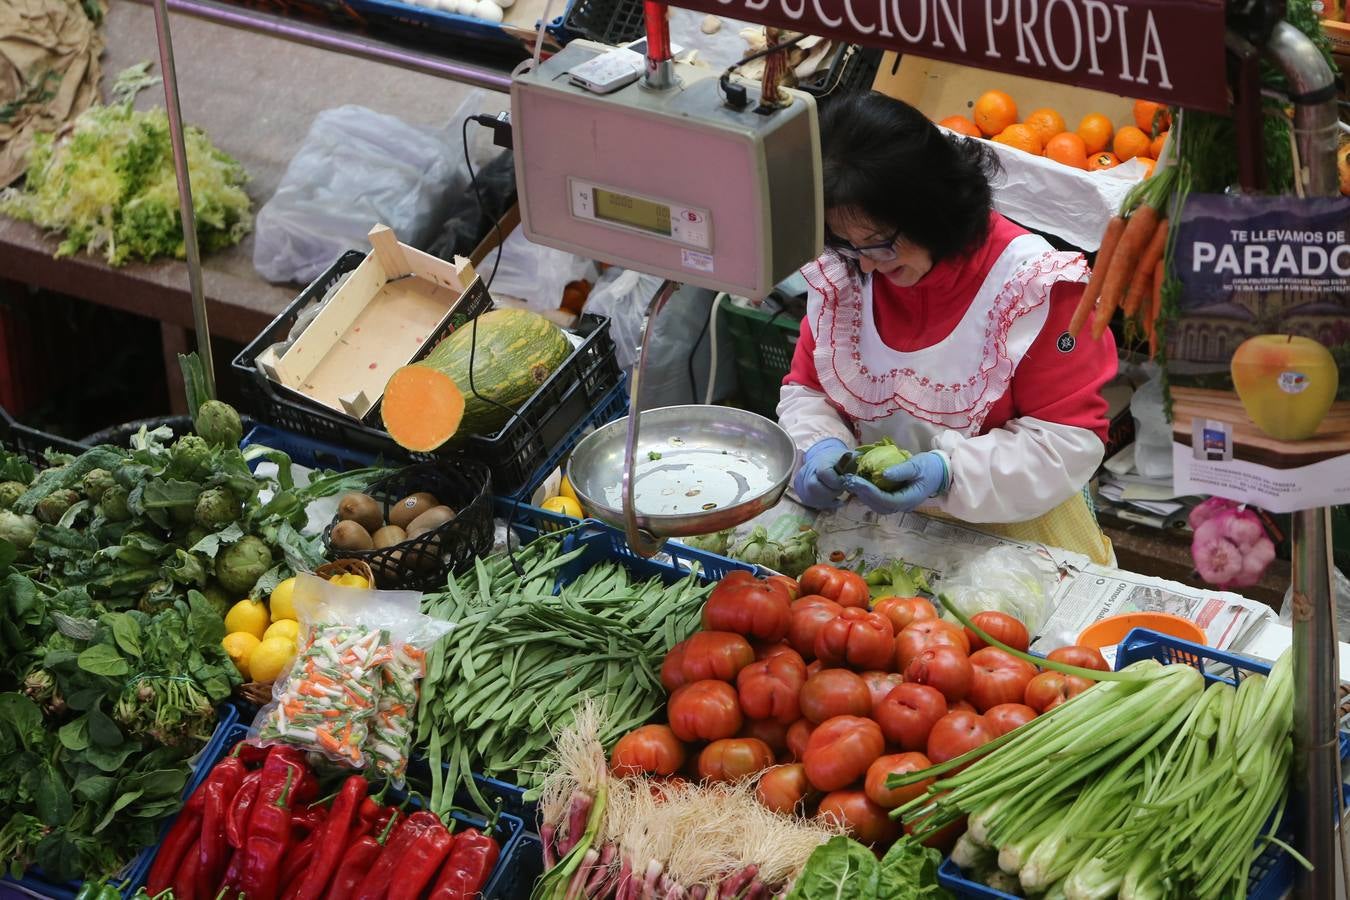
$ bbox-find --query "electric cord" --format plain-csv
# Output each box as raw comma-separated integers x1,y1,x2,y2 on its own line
717,32,808,109
704,293,727,405
685,291,712,404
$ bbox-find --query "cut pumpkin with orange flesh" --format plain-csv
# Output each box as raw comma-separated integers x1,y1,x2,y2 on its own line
382,365,466,452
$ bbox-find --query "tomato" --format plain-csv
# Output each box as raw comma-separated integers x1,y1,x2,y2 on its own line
864,751,935,809
754,641,799,661
860,671,905,717
799,565,870,608
805,660,823,679
804,716,886,792
610,725,687,777
817,790,901,846
1024,671,1094,713
815,607,896,671
905,799,966,853
755,763,814,814
765,575,801,601
660,631,756,692
702,578,792,643
872,596,938,634
983,703,1037,737
740,717,791,754
798,669,872,724
904,645,973,704
874,683,947,751
667,680,744,742
966,647,1038,712
737,652,808,724
896,619,970,671
963,611,1030,653
925,711,994,767
697,738,776,783
787,596,844,659
1047,645,1110,672
786,719,815,761
951,700,977,714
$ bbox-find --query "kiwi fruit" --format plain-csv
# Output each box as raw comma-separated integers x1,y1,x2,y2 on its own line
390,492,440,529
338,492,383,532
330,519,375,551
372,525,407,549
407,505,456,539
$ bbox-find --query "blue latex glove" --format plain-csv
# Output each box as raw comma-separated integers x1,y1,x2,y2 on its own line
793,438,850,509
843,451,950,515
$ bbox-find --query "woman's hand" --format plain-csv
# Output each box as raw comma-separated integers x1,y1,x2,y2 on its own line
793,438,851,509
843,452,950,515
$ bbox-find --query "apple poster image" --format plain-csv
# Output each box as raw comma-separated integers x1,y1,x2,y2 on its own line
1193,419,1234,462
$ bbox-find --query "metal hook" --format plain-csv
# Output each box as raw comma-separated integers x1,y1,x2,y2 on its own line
622,279,680,558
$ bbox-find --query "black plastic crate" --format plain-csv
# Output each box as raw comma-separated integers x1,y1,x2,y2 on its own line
0,405,89,465
231,252,623,497
799,44,882,103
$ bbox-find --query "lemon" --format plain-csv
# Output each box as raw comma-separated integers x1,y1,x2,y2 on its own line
224,599,269,640
541,496,582,519
558,474,581,507
249,637,296,684
330,573,370,589
263,619,301,645
268,577,298,621
222,632,261,679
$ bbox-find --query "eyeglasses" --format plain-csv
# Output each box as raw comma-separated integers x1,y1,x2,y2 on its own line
826,228,904,262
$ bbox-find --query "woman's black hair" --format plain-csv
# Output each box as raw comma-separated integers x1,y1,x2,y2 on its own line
821,91,1002,264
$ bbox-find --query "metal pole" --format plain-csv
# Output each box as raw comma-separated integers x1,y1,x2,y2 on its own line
622,279,679,558
1263,20,1342,899
150,0,216,398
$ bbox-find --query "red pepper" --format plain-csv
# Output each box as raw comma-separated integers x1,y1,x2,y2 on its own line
232,741,271,766
329,815,399,900
172,836,203,900
227,771,262,850
195,762,245,897
386,821,456,900
351,812,440,900
290,805,327,834
281,824,324,894
428,828,501,900
291,775,368,900
148,754,245,894
239,767,297,900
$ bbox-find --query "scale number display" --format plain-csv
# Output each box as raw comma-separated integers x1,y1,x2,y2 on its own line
569,178,712,252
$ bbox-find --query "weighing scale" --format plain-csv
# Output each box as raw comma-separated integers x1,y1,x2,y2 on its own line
511,10,824,556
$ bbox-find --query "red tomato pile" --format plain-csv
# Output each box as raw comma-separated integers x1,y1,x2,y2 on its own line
609,566,1112,850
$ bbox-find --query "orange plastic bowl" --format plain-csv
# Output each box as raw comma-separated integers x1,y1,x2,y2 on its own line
1077,613,1207,650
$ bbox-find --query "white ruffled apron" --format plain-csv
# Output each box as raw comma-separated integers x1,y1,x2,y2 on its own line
801,235,1115,564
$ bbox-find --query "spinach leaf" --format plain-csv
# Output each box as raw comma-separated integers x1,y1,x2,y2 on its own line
73,774,117,806
0,693,45,748
787,836,879,900
106,612,143,658
77,645,130,678
877,838,953,900
93,790,145,833
34,763,73,826
83,743,139,773
58,716,90,752
87,704,123,748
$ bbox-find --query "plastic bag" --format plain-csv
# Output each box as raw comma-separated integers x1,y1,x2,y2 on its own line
939,545,1058,635
253,91,500,285
481,225,598,312
250,574,452,777
424,150,516,263
1278,565,1350,644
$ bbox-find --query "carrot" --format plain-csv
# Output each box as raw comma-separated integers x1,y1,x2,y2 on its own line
1148,258,1164,359
1070,215,1126,337
1122,217,1168,318
1092,204,1159,340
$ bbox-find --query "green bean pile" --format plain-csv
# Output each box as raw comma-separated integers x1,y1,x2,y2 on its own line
416,536,713,815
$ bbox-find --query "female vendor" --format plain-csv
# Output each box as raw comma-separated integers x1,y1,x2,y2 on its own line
779,92,1117,564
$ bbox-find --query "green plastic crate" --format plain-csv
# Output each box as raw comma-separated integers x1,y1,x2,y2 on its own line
721,300,803,418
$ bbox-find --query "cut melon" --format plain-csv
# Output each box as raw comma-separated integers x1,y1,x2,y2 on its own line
382,365,465,452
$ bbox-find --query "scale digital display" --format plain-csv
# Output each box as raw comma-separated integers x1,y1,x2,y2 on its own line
593,188,671,236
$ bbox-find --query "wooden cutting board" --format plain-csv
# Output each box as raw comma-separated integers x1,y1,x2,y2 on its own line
1171,387,1350,468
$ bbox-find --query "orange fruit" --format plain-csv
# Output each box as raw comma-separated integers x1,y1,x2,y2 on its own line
1113,126,1150,161
1133,100,1172,136
1136,157,1156,178
973,90,1018,137
1023,108,1066,145
1044,132,1088,169
1077,114,1114,154
996,123,1043,155
1149,131,1168,160
938,115,982,138
1088,151,1120,171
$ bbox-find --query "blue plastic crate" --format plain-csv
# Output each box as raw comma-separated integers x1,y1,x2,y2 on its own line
937,629,1349,900
242,423,381,472
504,377,628,502
495,830,547,900
3,706,239,900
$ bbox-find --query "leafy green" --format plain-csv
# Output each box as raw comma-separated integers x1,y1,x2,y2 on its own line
0,102,251,266
787,836,880,900
878,838,954,899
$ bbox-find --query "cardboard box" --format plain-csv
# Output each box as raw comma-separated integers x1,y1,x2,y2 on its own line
873,53,1149,251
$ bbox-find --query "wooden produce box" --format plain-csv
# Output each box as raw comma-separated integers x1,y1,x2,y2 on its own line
257,224,483,421
873,53,1150,252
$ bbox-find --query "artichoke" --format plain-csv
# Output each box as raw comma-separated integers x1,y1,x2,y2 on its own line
99,484,131,522
194,487,240,530
854,438,912,491
215,534,272,596
200,582,231,617
169,434,212,480
682,530,733,556
0,510,38,554
81,468,117,503
777,528,819,578
196,399,243,449
731,526,783,570
0,481,28,510
35,488,80,525
138,579,179,614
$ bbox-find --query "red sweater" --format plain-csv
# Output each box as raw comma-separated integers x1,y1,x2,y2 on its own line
784,215,1117,442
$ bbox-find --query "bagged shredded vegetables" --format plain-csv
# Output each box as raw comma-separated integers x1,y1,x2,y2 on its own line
250,574,450,782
